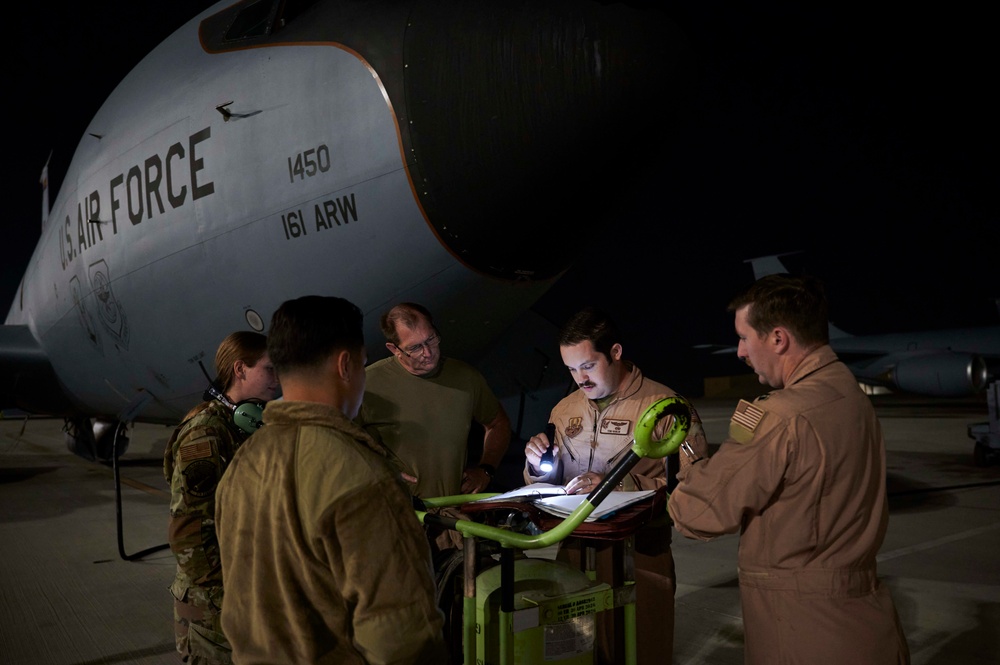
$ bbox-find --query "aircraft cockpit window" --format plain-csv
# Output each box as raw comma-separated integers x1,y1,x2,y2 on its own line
224,0,278,41
222,0,317,40
276,0,316,28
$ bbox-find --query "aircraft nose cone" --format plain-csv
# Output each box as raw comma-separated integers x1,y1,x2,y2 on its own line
402,0,692,280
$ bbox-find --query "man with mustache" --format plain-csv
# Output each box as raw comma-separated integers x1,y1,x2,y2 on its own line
523,306,709,665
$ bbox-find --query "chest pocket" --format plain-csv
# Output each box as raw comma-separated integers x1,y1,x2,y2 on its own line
600,418,632,436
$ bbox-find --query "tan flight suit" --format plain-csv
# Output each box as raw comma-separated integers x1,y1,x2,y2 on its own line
525,363,709,665
668,345,910,664
215,401,447,664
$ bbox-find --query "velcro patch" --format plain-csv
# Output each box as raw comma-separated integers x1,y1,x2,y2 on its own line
179,440,213,463
729,399,766,444
600,418,631,436
182,459,219,498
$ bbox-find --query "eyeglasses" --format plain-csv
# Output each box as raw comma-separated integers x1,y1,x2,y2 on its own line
395,334,441,358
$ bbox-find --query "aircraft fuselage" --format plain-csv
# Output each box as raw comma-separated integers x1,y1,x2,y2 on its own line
4,0,682,423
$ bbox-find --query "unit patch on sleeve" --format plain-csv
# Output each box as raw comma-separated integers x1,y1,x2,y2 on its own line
729,399,766,443
182,459,220,498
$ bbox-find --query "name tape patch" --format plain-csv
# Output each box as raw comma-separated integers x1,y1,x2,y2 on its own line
600,418,631,436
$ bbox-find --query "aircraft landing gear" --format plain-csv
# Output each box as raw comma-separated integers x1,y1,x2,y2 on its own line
968,381,999,467
972,439,999,467
63,417,130,462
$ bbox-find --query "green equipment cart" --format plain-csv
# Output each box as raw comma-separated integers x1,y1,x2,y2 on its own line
417,395,691,665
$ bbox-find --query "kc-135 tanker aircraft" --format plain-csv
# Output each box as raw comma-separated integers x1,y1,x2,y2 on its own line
1,0,689,460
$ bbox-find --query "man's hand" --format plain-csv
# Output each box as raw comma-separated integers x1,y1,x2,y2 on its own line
566,472,602,495
461,466,491,494
525,431,559,471
679,440,704,470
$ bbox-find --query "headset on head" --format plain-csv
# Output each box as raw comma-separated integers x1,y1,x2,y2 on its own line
198,360,265,435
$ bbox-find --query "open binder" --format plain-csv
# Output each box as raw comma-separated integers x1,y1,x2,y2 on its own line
471,483,655,522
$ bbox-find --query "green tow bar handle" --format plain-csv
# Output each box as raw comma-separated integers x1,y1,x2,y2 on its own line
417,395,692,549
633,394,692,458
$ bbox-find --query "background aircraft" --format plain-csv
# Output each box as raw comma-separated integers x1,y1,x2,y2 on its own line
699,252,1000,398
1,0,689,459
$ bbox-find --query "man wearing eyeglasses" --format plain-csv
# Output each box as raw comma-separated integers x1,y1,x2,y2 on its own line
358,302,511,500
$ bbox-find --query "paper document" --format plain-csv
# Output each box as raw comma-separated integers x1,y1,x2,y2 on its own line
469,482,568,502
471,483,655,522
535,491,655,522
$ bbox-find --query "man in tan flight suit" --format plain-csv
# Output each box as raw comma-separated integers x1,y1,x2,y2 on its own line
668,274,910,664
524,306,709,665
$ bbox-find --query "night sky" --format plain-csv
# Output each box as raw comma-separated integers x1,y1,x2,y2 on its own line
8,2,997,397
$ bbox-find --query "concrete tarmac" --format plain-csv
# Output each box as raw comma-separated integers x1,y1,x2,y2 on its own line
1,395,997,664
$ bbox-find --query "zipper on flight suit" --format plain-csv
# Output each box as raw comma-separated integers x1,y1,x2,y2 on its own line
586,405,599,473
594,395,633,472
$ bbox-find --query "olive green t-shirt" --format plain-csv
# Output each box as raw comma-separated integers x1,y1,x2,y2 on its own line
359,356,501,499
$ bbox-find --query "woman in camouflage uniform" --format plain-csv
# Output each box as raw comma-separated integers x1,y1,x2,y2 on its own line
163,331,280,664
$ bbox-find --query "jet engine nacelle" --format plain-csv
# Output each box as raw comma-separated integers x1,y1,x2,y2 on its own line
889,352,988,397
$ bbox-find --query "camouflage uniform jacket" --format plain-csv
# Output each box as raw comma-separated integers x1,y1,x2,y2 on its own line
164,400,247,602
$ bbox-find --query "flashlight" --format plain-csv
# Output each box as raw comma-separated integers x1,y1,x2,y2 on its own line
539,423,556,472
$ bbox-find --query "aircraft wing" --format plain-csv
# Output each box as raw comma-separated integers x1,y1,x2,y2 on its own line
735,253,999,397
0,325,75,416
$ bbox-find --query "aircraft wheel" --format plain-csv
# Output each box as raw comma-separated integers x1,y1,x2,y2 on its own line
64,418,96,461
973,443,997,468
93,419,130,461
64,418,130,462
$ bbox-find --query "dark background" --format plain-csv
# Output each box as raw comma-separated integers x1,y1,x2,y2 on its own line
7,1,997,397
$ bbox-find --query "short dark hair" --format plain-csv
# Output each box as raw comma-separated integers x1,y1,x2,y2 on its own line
557,306,622,360
267,296,364,373
727,274,829,346
379,302,435,346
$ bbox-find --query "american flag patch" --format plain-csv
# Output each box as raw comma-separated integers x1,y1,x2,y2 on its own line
732,400,765,433
179,440,213,463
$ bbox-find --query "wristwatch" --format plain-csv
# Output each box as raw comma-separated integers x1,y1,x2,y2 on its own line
477,463,496,479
